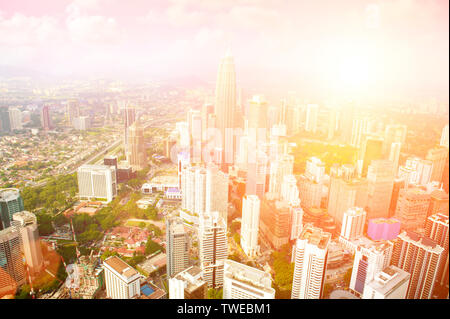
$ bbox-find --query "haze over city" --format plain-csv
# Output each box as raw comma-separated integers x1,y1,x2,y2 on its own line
0,0,448,307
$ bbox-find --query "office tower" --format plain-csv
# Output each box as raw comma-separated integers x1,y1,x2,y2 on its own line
268,154,294,198
367,218,401,241
291,225,331,299
241,195,261,258
0,107,11,133
290,206,304,241
12,211,43,274
166,216,190,278
398,157,433,187
392,231,444,299
247,95,268,133
389,142,402,173
383,124,407,157
215,50,237,169
327,164,368,225
366,160,395,219
176,121,190,150
201,103,214,142
281,174,300,206
246,151,268,200
427,189,449,217
340,207,366,241
260,195,291,250
298,157,325,209
305,104,318,134
395,187,430,231
181,164,228,222
351,117,369,148
198,212,228,288
8,108,22,130
77,164,117,203
362,265,410,299
169,266,207,299
72,116,91,130
425,214,449,291
103,155,118,178
349,241,393,297
223,259,275,299
426,147,449,183
66,99,80,125
123,104,136,156
361,136,384,177
389,178,405,216
0,188,24,231
206,164,229,223
439,124,449,148
103,256,141,299
127,120,147,171
41,105,53,131
0,225,26,297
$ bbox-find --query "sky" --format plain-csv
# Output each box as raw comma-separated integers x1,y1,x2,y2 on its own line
0,0,448,99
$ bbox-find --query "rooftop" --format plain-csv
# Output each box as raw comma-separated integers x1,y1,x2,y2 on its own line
299,224,331,249
103,256,138,279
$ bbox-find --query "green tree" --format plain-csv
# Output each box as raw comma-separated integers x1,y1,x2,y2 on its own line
207,288,223,299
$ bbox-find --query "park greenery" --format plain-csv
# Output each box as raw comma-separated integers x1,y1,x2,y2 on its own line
207,288,223,299
271,244,295,299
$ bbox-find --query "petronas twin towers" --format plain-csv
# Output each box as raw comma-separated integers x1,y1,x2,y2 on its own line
214,50,237,170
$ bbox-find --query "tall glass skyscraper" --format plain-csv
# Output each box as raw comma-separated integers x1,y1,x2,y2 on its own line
0,189,24,231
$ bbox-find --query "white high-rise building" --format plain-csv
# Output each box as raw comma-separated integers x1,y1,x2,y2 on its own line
291,224,331,299
298,157,326,209
305,104,318,133
8,108,22,130
181,164,229,222
240,195,261,258
340,207,366,241
199,212,228,288
0,224,26,295
215,50,237,167
389,142,402,174
268,154,294,198
366,160,394,219
103,256,141,299
12,211,43,274
351,117,369,148
290,206,304,241
349,240,393,297
166,216,190,278
77,164,117,203
440,124,449,148
362,265,410,299
281,174,300,206
223,259,275,299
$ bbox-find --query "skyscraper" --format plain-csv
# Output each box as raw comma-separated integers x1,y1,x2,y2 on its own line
425,213,449,292
240,195,261,258
426,147,449,183
103,256,141,299
383,124,407,157
66,99,80,126
395,187,431,231
0,225,26,297
328,164,368,225
340,207,366,241
127,120,147,171
0,107,11,133
8,108,22,131
198,212,228,288
439,124,449,148
166,216,190,278
392,231,444,299
349,241,393,297
246,151,268,200
215,50,237,169
389,142,402,174
298,157,326,209
223,260,275,299
361,136,384,177
362,265,410,299
77,165,117,203
366,160,395,219
0,188,24,231
41,105,53,131
291,224,331,299
305,104,319,134
351,117,369,148
268,154,294,198
12,211,44,275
